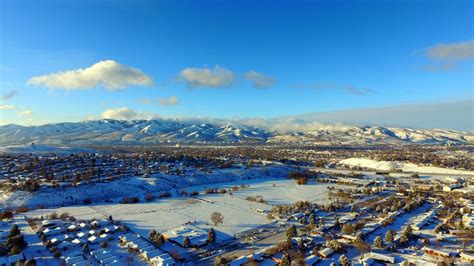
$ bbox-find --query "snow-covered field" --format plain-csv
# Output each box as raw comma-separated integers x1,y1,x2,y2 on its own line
23,179,338,239
339,158,474,175
229,179,341,205
0,165,292,209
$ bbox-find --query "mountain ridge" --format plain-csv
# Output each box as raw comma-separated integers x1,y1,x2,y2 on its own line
0,119,472,146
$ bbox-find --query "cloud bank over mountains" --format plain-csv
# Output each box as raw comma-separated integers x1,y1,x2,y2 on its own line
94,100,473,132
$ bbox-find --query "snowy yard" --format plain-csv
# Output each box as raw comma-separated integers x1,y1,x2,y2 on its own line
23,178,340,241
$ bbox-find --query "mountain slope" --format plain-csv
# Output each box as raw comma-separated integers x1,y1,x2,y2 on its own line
0,119,471,146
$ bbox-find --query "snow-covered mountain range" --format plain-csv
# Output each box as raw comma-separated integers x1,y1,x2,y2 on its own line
0,119,472,146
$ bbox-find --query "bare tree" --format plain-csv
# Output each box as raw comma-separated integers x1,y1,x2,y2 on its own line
211,212,224,226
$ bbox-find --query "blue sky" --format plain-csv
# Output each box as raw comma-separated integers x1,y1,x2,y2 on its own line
0,0,473,130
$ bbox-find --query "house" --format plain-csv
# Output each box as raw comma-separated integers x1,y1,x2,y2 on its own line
462,213,474,229
443,183,462,192
118,233,139,244
99,256,118,264
288,213,305,221
363,252,395,264
43,226,62,236
260,258,276,266
304,255,321,265
460,252,474,263
73,261,92,266
104,260,125,266
162,224,209,247
57,240,74,250
68,224,77,231
102,257,119,265
318,247,334,258
229,255,249,266
88,235,98,243
94,251,114,262
65,255,88,265
90,248,108,257
143,249,165,260
412,210,437,231
149,253,175,266
445,176,463,184
422,247,452,258
128,239,153,251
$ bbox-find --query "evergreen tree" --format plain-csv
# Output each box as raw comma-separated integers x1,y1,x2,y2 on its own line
149,230,157,240
9,245,22,256
208,228,216,243
53,249,61,258
400,225,413,244
286,224,297,238
351,205,357,212
154,234,165,246
342,224,354,235
373,236,383,249
308,214,316,228
319,217,325,228
9,224,20,238
182,236,191,248
385,230,394,243
326,240,342,252
339,254,350,266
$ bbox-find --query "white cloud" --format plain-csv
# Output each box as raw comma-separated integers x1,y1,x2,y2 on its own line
0,105,16,110
288,100,474,132
244,71,275,88
426,40,474,60
159,96,180,106
101,107,139,120
179,65,235,88
28,60,153,90
18,109,33,117
101,107,159,120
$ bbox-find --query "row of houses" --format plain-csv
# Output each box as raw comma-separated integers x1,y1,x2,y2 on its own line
118,233,176,266
411,210,437,231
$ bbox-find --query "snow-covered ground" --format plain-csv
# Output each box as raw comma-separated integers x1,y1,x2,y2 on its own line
0,165,292,209
228,179,343,205
23,178,340,240
339,158,474,175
